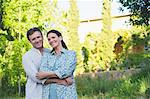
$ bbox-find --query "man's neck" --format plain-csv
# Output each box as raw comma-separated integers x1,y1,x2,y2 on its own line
38,47,44,55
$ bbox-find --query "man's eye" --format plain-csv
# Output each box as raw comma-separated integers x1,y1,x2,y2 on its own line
32,38,35,41
37,36,40,38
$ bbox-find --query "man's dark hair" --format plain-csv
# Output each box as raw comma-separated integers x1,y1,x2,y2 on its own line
27,27,43,41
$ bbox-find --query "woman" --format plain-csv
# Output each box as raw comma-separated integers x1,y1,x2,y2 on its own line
36,30,78,99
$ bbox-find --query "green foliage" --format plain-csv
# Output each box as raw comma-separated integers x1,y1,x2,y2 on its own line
119,0,150,26
83,33,100,72
76,67,150,98
122,52,150,69
0,38,30,96
0,96,24,99
0,0,81,97
81,47,89,72
82,47,89,64
64,0,80,51
82,29,118,72
111,79,139,96
95,0,116,71
0,0,149,97
0,30,7,56
0,1,61,96
66,0,82,75
76,76,117,96
1,0,55,40
111,26,150,70
111,67,150,97
130,26,150,46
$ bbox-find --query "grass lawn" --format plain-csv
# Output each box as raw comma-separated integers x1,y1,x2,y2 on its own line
0,96,24,99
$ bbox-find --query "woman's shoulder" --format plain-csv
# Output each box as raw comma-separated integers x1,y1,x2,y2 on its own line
43,48,52,57
65,49,76,56
43,48,51,53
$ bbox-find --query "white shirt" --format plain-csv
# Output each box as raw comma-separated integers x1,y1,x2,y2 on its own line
22,47,49,99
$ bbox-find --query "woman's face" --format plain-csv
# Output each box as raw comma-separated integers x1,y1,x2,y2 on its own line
47,33,62,49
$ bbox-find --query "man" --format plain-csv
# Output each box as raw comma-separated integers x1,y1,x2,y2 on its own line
22,27,71,99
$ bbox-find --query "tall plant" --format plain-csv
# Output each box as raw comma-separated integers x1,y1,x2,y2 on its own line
66,0,80,51
66,0,82,74
96,0,115,70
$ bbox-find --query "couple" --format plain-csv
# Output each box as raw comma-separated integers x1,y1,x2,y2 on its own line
22,27,78,99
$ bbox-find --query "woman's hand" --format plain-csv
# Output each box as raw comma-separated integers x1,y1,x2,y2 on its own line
65,77,73,85
58,77,73,86
44,77,73,86
36,72,50,80
56,79,68,86
44,79,68,86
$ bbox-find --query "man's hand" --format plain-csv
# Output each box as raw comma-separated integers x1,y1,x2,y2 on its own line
36,72,50,80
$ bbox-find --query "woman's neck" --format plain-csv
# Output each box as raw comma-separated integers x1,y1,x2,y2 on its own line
54,45,63,55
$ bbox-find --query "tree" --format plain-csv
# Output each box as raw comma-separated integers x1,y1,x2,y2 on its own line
119,0,150,26
83,33,100,72
95,0,116,70
1,0,55,40
65,0,83,74
0,0,57,96
66,0,80,51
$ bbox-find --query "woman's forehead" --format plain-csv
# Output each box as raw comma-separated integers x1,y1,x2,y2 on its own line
48,32,61,37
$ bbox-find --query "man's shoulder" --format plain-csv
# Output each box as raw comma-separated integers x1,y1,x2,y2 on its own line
22,49,32,58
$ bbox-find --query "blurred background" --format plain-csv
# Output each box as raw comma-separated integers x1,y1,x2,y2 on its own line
0,0,149,98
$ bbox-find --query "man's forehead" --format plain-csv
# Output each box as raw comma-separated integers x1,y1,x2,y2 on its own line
30,31,42,37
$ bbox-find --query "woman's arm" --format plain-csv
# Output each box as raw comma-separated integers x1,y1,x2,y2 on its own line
44,78,69,85
36,51,75,84
36,71,57,79
53,51,76,79
36,72,73,85
37,52,59,79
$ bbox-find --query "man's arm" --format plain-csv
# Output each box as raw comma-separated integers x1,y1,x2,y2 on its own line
22,54,42,83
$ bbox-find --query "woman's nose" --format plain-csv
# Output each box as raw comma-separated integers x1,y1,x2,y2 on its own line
49,39,53,42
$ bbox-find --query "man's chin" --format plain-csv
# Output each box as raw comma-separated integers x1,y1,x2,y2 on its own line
34,46,43,49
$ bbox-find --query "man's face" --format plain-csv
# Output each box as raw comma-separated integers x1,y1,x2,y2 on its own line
29,31,43,49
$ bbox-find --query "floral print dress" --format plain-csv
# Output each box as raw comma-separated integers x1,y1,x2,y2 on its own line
40,48,78,99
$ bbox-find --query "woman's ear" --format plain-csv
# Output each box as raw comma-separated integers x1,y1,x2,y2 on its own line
59,36,63,41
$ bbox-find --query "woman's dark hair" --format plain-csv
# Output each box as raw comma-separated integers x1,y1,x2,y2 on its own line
47,30,68,49
27,27,43,41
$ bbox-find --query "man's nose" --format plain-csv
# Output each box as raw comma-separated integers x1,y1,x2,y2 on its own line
35,38,40,42
49,39,53,42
